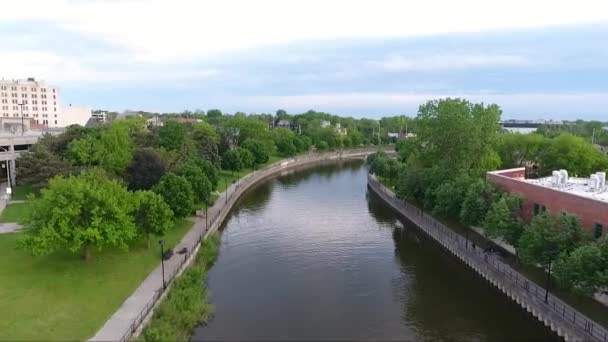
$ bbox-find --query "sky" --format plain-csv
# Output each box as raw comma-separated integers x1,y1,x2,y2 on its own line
1,0,608,120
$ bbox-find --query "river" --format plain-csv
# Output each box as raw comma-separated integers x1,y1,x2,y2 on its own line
192,160,557,341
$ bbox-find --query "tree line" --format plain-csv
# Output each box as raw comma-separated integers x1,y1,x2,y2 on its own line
15,109,396,260
368,98,608,300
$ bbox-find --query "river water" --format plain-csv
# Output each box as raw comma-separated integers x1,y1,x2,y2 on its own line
192,160,557,341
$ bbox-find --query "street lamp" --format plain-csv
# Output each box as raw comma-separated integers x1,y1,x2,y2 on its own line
159,239,166,289
2,161,11,198
225,179,228,204
204,202,208,231
18,102,24,136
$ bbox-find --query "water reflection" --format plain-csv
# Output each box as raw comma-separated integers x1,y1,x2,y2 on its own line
193,161,556,341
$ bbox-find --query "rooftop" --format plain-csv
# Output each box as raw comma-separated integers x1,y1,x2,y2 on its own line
491,167,608,203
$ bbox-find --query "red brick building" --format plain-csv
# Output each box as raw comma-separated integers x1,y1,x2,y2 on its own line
487,167,607,238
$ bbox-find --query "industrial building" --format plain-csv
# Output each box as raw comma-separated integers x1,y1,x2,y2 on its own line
487,167,607,239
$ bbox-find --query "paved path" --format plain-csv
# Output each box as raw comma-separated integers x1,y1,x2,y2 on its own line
0,222,22,234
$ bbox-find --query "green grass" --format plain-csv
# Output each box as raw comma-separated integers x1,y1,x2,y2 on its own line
11,184,37,201
0,202,33,223
0,218,194,341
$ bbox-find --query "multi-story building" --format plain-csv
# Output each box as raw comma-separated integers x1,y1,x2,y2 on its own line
487,167,608,239
0,78,91,129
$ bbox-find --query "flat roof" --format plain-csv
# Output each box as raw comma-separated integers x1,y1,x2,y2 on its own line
523,176,608,203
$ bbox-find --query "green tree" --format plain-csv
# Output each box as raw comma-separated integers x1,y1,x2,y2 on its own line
237,147,255,169
176,162,212,204
16,142,72,189
221,149,243,174
416,98,502,174
554,240,608,296
20,168,136,260
482,195,524,247
460,180,496,226
125,148,167,190
158,121,187,151
432,174,471,218
496,133,546,168
134,190,174,248
241,139,270,164
273,128,297,156
153,173,194,218
67,122,134,173
191,122,220,166
518,211,587,302
539,133,608,176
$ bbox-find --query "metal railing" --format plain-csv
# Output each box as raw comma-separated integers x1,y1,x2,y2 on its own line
368,174,608,342
116,147,389,341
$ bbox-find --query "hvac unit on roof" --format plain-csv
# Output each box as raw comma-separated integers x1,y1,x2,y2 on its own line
552,171,561,187
590,174,600,191
559,169,568,185
597,171,606,190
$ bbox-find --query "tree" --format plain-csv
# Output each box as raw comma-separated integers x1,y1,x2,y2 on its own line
192,158,219,190
460,180,496,226
221,149,243,174
67,122,134,174
432,174,471,218
16,142,72,189
158,121,187,151
153,173,194,218
241,139,270,164
206,109,222,118
191,122,220,166
518,211,587,302
237,147,255,169
133,191,174,248
273,128,297,156
539,133,608,176
415,98,502,174
554,240,608,296
126,148,167,190
20,168,137,260
176,161,212,204
482,195,524,247
496,133,546,168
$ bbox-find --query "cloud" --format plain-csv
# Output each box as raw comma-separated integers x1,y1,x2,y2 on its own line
2,0,608,62
371,54,531,72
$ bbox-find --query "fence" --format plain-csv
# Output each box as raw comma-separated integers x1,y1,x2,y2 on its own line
368,174,608,342
116,147,390,342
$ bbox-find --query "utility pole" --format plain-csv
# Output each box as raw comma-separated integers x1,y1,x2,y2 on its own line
18,102,24,135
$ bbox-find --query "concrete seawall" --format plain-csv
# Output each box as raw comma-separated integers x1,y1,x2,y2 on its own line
92,147,391,342
367,174,608,342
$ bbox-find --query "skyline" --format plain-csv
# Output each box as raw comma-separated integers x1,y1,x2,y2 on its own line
1,0,608,119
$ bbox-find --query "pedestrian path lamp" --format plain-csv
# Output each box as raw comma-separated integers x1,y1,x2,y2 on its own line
225,179,228,204
204,202,208,230
159,239,166,289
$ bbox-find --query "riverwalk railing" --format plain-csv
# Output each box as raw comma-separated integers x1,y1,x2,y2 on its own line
368,174,608,342
114,147,391,342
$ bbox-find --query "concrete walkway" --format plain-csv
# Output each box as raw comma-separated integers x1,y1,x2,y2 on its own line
0,222,22,234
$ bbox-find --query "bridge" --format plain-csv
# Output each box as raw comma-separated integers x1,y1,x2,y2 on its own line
500,120,563,129
368,174,607,342
0,130,64,185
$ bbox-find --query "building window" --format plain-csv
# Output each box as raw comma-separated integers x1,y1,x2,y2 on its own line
1,93,6,97
21,87,27,91
40,88,45,92
595,223,603,239
10,86,16,91
42,100,46,105
32,94,37,98
533,203,540,216
52,89,55,93
21,93,27,98
13,113,18,117
54,120,57,125
0,86,5,90
54,114,57,118
541,205,547,213
54,107,56,111
24,114,29,118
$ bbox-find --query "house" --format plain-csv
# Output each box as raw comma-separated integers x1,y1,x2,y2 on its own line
146,116,163,127
275,119,291,129
320,120,331,128
487,167,608,239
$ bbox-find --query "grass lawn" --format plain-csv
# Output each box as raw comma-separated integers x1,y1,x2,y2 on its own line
0,202,33,223
0,218,194,341
11,184,37,201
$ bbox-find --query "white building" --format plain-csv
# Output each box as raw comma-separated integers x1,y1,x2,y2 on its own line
0,78,91,128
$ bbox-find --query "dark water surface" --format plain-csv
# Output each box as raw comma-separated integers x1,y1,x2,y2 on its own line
192,160,557,341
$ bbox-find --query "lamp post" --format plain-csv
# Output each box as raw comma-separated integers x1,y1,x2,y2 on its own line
159,239,166,289
204,202,208,231
18,102,24,136
2,161,11,198
225,179,228,204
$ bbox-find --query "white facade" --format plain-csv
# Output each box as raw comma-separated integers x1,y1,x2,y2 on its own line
0,78,60,127
0,78,92,128
60,105,93,127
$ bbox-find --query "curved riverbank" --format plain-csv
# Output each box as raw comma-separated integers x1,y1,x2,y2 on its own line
91,147,393,342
